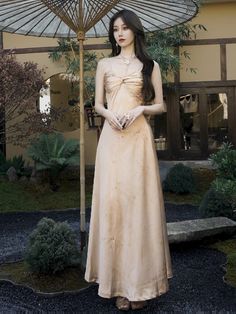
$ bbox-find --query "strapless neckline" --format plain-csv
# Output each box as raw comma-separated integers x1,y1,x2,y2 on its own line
105,70,143,79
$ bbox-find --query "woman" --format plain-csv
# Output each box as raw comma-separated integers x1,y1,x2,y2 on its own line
84,9,173,311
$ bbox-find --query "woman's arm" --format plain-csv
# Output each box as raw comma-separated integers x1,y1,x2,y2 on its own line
142,61,166,115
94,59,123,130
94,59,107,117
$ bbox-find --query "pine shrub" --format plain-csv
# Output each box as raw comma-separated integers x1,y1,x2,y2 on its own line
24,217,80,274
163,163,196,194
211,178,236,209
209,142,236,180
199,187,234,219
200,142,236,219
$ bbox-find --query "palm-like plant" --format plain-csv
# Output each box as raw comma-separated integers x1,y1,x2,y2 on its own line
27,132,80,190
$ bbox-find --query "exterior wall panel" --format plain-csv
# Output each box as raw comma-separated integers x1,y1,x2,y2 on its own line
179,45,221,82
227,44,236,80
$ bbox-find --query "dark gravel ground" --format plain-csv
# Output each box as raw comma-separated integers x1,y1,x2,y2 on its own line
0,203,201,264
0,203,236,313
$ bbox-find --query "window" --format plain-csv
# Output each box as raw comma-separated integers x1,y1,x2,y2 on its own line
207,93,228,150
179,94,200,152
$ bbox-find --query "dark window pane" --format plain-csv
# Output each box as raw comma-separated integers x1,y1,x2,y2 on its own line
179,94,200,151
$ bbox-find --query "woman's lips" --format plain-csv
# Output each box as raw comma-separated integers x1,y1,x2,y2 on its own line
119,39,125,43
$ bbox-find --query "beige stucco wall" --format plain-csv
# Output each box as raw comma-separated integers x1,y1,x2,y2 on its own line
226,43,236,80
14,52,66,79
189,2,236,39
179,45,221,82
3,32,108,49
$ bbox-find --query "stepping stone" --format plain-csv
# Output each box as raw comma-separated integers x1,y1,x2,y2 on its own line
167,217,236,243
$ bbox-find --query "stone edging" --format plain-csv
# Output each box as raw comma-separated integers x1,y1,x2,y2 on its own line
0,278,95,297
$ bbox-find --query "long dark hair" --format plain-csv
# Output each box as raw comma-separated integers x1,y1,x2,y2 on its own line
108,9,155,104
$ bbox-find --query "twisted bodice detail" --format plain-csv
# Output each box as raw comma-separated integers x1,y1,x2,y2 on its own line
102,57,144,113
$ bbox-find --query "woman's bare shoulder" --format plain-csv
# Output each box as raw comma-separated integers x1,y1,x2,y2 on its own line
97,57,119,75
97,57,114,65
97,57,114,71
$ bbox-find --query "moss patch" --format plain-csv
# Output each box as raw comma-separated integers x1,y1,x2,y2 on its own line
0,169,94,213
0,260,91,293
0,167,216,212
203,238,236,288
164,168,216,205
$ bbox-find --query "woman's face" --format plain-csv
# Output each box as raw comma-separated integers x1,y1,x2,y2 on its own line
113,17,135,48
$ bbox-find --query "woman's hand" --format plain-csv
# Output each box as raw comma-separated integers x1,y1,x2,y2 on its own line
121,106,145,129
105,110,123,130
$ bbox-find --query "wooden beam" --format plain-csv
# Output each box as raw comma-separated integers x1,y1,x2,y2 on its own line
166,89,181,158
181,37,236,46
3,37,236,55
168,80,236,88
220,44,227,81
3,43,110,54
0,32,3,49
199,94,208,157
174,47,180,84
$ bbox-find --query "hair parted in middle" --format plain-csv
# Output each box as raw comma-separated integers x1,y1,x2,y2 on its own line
108,9,155,104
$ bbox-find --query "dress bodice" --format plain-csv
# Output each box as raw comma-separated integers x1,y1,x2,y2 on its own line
105,71,143,97
102,57,144,113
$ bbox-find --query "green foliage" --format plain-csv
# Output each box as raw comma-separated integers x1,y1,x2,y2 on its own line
227,252,236,268
199,187,234,219
0,151,25,176
211,178,236,205
24,217,80,274
146,22,207,82
49,38,97,102
163,163,196,194
27,132,79,188
209,142,236,180
199,142,236,218
209,175,236,217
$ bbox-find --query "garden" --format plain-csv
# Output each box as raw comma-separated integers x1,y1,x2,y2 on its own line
0,137,236,297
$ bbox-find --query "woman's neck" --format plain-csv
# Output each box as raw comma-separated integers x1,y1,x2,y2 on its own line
120,46,135,58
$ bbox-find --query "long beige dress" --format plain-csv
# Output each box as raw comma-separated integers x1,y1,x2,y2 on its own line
84,56,173,301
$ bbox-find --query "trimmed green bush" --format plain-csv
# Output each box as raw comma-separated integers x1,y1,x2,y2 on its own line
200,142,236,218
211,178,236,208
209,142,236,180
163,163,196,194
24,217,80,274
199,187,234,219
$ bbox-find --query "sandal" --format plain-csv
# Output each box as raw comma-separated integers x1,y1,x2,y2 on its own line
130,300,147,310
115,296,131,311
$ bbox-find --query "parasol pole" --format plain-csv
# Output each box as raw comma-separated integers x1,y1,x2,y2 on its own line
78,29,86,251
78,0,86,252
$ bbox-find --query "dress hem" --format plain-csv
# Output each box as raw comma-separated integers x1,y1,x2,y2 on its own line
84,274,174,301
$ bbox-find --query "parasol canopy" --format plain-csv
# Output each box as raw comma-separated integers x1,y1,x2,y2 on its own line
0,0,198,38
